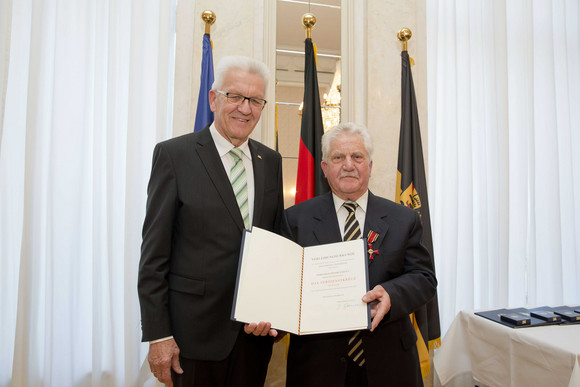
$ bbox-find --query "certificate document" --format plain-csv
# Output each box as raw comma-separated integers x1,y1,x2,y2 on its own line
231,227,371,335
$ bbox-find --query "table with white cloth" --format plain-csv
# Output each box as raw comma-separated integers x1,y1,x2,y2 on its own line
434,310,580,387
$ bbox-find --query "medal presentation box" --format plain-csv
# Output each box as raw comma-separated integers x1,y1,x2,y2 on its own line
476,306,580,328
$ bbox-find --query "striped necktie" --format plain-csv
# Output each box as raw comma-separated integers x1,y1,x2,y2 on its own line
343,202,361,241
343,202,365,367
229,148,249,229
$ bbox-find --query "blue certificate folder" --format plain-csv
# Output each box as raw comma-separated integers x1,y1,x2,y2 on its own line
475,306,578,328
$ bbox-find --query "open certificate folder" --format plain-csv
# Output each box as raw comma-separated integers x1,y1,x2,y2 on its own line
231,227,371,335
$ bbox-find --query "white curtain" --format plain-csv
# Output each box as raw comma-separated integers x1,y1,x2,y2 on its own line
427,0,580,337
0,0,177,385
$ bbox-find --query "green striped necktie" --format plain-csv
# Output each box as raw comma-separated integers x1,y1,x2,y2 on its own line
229,148,249,229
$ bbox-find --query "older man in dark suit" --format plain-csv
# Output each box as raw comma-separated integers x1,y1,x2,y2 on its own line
138,55,284,386
282,122,437,387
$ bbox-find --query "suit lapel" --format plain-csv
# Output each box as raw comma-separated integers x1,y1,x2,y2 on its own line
363,191,389,265
195,128,245,231
312,193,342,244
249,140,264,226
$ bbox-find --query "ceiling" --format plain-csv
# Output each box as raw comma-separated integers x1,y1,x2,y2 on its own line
275,0,341,88
276,0,341,53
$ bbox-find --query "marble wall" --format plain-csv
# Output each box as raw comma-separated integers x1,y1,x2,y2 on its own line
173,0,264,137
365,0,428,200
173,0,428,202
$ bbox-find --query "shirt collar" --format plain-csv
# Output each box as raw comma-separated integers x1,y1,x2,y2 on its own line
331,190,369,214
209,123,252,159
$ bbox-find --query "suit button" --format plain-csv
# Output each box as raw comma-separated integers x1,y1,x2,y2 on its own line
340,356,346,363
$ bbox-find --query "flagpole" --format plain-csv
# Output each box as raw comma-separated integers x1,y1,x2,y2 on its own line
396,25,442,378
397,27,412,52
193,10,216,132
302,13,316,39
202,10,216,35
295,11,329,203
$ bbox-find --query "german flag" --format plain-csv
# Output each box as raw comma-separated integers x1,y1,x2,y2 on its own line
295,38,329,204
396,50,441,377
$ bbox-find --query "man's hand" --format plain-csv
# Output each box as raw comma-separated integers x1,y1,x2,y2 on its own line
244,321,278,338
362,285,391,331
148,338,183,386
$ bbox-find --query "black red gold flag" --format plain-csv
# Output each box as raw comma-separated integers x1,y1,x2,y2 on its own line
295,38,329,204
396,50,441,377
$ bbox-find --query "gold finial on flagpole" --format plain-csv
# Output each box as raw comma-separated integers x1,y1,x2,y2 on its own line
202,10,216,35
397,28,412,51
302,13,316,39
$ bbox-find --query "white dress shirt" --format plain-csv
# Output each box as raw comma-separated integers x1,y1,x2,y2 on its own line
332,190,369,240
210,123,255,228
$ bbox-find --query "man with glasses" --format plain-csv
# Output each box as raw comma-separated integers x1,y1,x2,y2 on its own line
138,55,284,386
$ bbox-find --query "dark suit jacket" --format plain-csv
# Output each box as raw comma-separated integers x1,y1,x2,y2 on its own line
282,191,437,387
138,126,284,361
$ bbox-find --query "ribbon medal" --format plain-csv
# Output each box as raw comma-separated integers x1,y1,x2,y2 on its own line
367,230,379,260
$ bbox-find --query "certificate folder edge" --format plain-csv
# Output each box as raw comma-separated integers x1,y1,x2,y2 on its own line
363,238,372,330
297,247,305,335
230,228,250,323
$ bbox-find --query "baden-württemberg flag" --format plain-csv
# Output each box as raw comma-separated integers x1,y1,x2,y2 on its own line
295,38,329,204
396,50,441,378
193,33,214,132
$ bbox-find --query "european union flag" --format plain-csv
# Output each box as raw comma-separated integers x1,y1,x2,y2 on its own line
193,34,214,132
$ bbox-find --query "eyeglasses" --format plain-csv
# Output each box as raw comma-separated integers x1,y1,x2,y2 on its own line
216,90,267,109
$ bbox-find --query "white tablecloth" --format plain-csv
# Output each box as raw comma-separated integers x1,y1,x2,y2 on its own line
434,310,580,387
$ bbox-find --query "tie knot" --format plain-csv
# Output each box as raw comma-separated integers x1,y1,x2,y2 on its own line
343,202,358,213
229,147,243,161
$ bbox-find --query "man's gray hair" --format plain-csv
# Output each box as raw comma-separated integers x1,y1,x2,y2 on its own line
321,122,374,162
212,55,269,91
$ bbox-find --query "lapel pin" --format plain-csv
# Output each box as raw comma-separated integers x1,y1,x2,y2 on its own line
257,155,262,159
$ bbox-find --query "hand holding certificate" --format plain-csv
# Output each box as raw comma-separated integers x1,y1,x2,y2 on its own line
231,227,371,335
